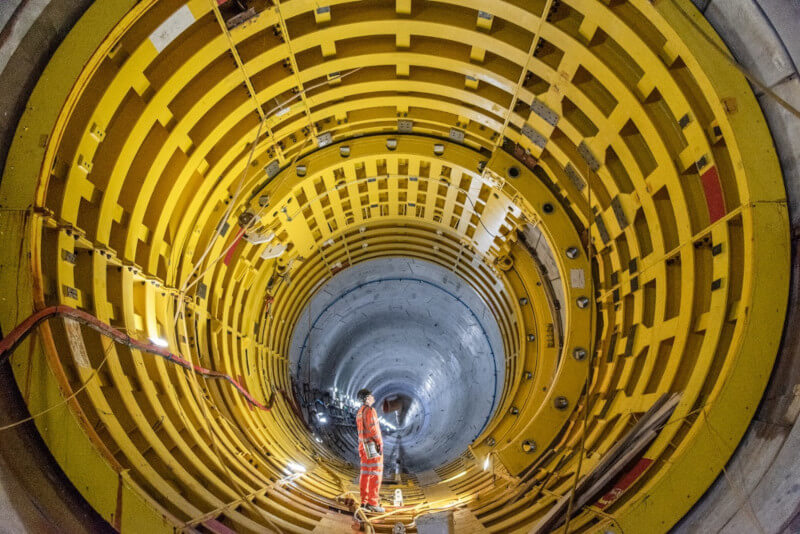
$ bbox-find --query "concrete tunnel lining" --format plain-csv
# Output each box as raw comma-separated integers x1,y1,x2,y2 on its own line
288,257,505,472
3,0,796,529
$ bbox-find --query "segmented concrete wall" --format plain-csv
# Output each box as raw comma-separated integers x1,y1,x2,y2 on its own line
677,1,800,532
0,4,108,533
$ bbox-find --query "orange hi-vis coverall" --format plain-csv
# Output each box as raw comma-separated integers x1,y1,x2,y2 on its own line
356,404,383,506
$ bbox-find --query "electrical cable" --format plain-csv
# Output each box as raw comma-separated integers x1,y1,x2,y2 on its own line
166,0,304,508
481,0,556,180
0,305,276,411
158,42,368,521
171,116,265,328
177,132,316,301
172,65,364,308
0,338,113,433
175,316,286,534
0,308,283,531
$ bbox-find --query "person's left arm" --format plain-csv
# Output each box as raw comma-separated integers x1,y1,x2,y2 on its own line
370,407,383,451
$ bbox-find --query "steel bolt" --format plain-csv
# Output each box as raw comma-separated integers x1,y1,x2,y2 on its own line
520,297,529,305
566,246,579,259
576,296,590,308
522,440,537,453
527,333,536,342
554,396,569,410
573,347,587,361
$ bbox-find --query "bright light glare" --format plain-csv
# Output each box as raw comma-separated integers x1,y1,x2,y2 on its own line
287,462,306,474
483,456,491,471
443,471,467,483
318,416,328,424
149,337,169,347
315,436,323,443
379,417,397,431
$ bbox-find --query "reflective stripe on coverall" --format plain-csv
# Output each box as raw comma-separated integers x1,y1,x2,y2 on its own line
356,404,383,506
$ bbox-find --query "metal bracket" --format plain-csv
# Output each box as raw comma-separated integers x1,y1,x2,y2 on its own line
594,214,610,244
398,119,413,133
521,124,547,149
265,160,280,179
449,128,465,143
61,249,77,264
611,196,628,229
530,99,559,126
564,163,585,191
62,285,79,300
578,141,601,171
317,132,332,147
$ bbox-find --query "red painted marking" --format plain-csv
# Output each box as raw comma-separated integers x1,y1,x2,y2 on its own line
223,229,245,266
513,143,538,169
594,457,654,510
700,165,726,223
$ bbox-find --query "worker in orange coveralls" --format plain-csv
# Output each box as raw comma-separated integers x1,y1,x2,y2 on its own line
356,388,384,513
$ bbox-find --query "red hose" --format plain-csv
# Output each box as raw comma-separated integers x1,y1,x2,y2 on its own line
0,305,275,411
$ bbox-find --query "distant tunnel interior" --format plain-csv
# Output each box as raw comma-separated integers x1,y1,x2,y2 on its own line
0,0,795,533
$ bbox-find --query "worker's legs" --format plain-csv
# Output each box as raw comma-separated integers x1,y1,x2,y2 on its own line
366,462,383,506
359,471,371,505
359,450,370,505
359,454,383,507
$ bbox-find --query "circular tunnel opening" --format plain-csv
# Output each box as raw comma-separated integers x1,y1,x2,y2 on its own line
288,257,505,473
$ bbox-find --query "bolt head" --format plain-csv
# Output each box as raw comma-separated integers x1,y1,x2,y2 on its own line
576,296,590,308
566,246,579,259
573,347,587,361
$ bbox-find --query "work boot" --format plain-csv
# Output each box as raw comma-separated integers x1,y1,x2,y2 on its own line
365,504,385,513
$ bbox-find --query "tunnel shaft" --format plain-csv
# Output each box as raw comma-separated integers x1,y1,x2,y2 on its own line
0,0,795,533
